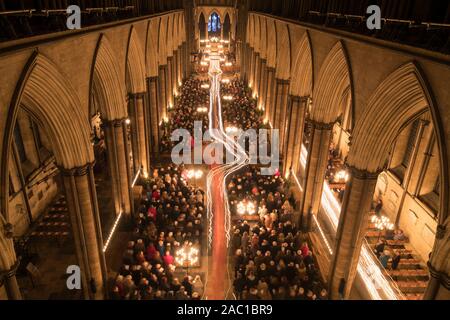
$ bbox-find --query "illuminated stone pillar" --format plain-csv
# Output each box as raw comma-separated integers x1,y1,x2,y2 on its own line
135,93,148,174
273,79,290,148
147,77,160,155
424,212,450,300
247,45,253,85
111,119,132,216
103,122,121,216
167,57,174,108
253,53,260,98
240,43,247,82
328,167,378,300
62,163,108,300
177,46,182,85
0,259,21,300
300,120,333,230
158,65,168,119
265,67,275,123
258,59,267,110
249,48,255,89
283,96,307,177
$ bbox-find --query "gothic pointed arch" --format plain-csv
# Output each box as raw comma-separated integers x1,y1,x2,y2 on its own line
1,52,94,223
90,34,127,120
311,41,352,124
290,31,313,97
126,27,147,94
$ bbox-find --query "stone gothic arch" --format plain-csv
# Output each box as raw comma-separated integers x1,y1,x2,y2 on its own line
146,18,160,77
275,20,290,80
126,27,147,94
290,31,313,97
265,18,277,68
311,41,352,124
90,34,127,121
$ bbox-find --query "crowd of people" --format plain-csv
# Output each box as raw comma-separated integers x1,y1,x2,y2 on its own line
160,77,210,152
111,164,206,300
228,166,328,300
221,79,266,131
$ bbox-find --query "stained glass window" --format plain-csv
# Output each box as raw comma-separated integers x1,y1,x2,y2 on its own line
208,13,221,33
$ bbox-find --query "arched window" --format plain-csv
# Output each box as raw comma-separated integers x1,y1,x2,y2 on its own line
208,12,221,35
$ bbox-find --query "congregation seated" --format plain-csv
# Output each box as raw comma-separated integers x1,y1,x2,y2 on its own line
221,80,265,131
228,166,327,300
161,77,210,152
232,218,327,300
111,164,205,300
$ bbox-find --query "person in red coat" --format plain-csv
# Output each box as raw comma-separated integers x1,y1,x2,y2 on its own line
146,243,157,261
163,251,175,266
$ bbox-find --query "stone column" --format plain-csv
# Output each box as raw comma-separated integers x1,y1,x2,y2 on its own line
158,65,168,120
135,93,148,174
246,45,252,84
102,122,121,216
249,48,255,90
184,41,190,79
300,120,333,230
258,59,267,110
62,163,108,299
265,67,275,123
128,94,140,175
177,46,182,85
273,79,290,149
239,42,245,80
0,259,21,300
147,77,160,155
111,119,132,216
253,53,260,98
171,53,177,98
424,192,450,301
167,57,174,108
283,96,307,177
173,51,178,92
328,167,379,299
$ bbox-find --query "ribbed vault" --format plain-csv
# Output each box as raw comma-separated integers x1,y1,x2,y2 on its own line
21,54,94,169
265,18,277,68
146,18,160,77
275,20,290,80
347,63,430,173
311,41,351,123
290,31,313,97
92,35,127,120
126,27,147,94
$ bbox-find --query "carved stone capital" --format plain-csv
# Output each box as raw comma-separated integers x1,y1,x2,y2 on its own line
60,162,95,177
436,224,446,239
290,95,310,103
147,76,158,83
276,78,290,86
427,262,450,290
345,164,381,180
128,92,147,99
0,259,20,287
306,118,334,130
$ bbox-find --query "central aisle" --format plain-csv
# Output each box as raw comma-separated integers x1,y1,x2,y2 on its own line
203,49,239,300
204,163,228,299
